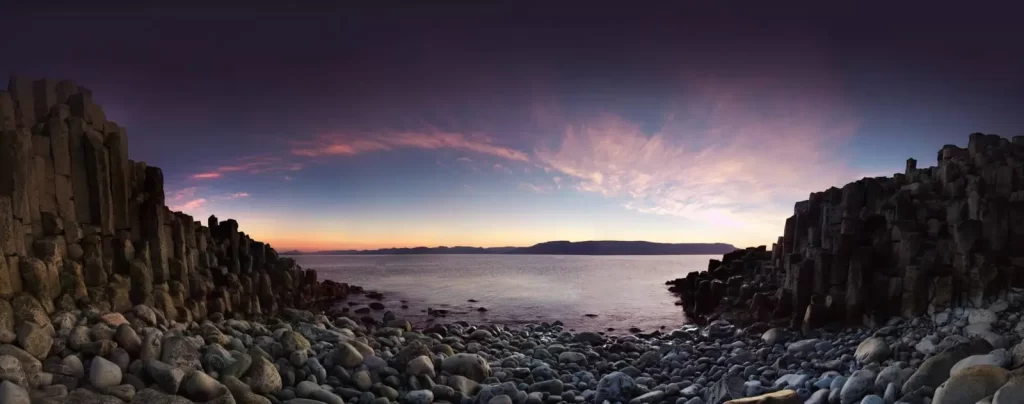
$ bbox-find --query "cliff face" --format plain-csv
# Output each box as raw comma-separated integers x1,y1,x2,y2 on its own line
671,133,1024,328
0,77,348,328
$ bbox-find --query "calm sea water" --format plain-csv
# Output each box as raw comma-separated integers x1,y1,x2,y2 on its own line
290,254,713,333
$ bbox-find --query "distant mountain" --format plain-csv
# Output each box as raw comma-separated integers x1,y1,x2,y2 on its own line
284,241,736,256
508,240,736,255
289,246,518,255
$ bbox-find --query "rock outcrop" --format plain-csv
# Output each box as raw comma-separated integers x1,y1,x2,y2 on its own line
0,77,350,326
670,133,1024,329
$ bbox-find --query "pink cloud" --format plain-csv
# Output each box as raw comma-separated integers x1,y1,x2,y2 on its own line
172,198,206,211
191,155,304,180
292,131,529,162
192,172,222,180
228,192,250,198
534,74,861,245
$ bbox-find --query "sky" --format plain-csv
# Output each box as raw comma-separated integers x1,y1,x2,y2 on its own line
2,4,1023,251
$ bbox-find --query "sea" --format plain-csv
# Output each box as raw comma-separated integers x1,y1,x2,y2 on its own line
289,254,714,333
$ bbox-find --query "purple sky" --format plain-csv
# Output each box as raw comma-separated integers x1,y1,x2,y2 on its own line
3,4,1023,250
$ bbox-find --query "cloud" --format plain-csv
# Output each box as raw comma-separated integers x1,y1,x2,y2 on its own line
519,183,552,193
292,131,529,162
192,172,222,180
534,76,860,244
172,198,207,211
227,192,250,199
190,155,303,180
456,157,473,163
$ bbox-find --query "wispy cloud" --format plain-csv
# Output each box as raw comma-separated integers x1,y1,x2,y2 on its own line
292,131,529,162
533,76,860,243
519,183,553,193
167,187,251,212
191,155,303,180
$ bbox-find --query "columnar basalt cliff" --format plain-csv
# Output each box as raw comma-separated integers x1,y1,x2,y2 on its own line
669,133,1024,330
0,77,349,330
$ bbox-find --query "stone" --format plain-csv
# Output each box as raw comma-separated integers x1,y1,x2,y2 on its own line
0,355,26,386
244,355,281,394
331,342,364,368
183,370,220,401
932,365,1008,404
352,369,372,390
902,341,988,396
993,376,1024,404
65,388,124,404
144,359,185,394
440,353,491,381
724,390,800,404
595,371,636,404
160,336,201,371
115,324,142,355
407,355,435,378
89,357,122,389
950,349,1011,375
856,337,891,364
15,322,51,359
575,331,605,345
0,380,30,404
841,369,878,404
403,389,434,404
19,258,59,307
131,387,192,404
762,328,788,345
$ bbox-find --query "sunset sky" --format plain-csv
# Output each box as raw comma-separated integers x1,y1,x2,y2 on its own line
3,5,1023,251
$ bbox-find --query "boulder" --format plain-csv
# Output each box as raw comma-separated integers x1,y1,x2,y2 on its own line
14,323,51,359
724,389,800,404
440,353,491,381
244,355,281,394
0,380,30,404
950,349,1011,375
932,365,1008,404
89,357,122,389
855,337,891,364
594,371,636,404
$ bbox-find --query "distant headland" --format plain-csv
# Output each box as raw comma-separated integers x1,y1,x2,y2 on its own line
282,240,737,256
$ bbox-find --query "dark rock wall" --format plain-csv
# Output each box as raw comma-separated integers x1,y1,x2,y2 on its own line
671,133,1024,328
0,77,347,327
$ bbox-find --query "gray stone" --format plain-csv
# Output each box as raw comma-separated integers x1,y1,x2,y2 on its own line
88,357,122,389
331,342,364,368
0,380,30,404
841,369,878,404
244,355,281,394
856,338,891,364
993,376,1024,404
407,355,435,378
403,389,434,404
950,349,1011,375
0,355,26,386
183,370,221,401
440,353,491,381
594,372,636,404
130,387,192,404
932,366,1007,404
144,359,185,394
160,336,201,371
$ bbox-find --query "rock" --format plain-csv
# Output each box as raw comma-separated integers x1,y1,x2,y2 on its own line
761,328,788,345
115,324,142,355
993,376,1024,404
0,355,26,386
15,323,51,359
932,365,1008,404
595,371,636,404
332,342,364,368
575,331,604,345
144,360,185,394
66,388,125,404
558,351,587,365
407,355,435,378
902,342,987,396
968,309,998,325
403,389,434,404
244,355,281,394
352,369,372,390
841,369,877,404
707,375,745,404
102,384,136,401
160,336,201,371
131,387,192,404
787,339,819,354
440,353,491,381
1011,343,1024,369
0,345,41,375
487,394,513,404
860,395,883,404
855,338,891,364
89,357,122,389
723,390,800,404
100,313,128,327
950,349,1011,375
183,370,220,401
279,331,311,353
0,380,29,404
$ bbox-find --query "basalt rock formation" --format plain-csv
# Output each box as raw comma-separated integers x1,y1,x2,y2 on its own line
0,77,350,328
669,133,1024,329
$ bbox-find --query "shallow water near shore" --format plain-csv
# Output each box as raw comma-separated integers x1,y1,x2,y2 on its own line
290,254,712,333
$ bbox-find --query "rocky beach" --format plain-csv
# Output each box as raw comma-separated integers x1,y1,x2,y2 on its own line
0,75,1023,404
